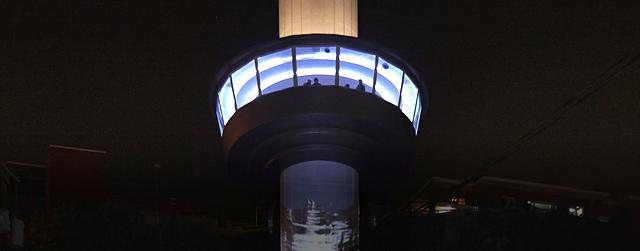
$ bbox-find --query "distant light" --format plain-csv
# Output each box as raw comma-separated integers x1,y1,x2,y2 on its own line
435,202,456,213
527,200,558,211
569,206,584,217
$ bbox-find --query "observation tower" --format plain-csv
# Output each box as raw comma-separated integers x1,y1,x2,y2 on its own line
212,1,427,249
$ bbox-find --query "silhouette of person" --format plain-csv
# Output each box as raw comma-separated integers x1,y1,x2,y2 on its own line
345,84,350,89
312,77,321,86
356,79,366,92
303,79,312,86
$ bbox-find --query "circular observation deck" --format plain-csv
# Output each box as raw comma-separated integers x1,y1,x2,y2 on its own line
213,35,427,136
211,35,427,189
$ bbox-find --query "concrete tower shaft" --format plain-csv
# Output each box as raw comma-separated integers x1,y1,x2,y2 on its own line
279,0,358,38
215,2,425,248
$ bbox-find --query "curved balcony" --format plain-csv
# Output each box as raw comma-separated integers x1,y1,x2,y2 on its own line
213,35,427,135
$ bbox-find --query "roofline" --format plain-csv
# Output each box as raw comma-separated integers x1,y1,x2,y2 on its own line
5,161,46,168
49,145,107,154
419,176,613,199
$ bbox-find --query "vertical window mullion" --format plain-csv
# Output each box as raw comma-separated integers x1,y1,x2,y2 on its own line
254,59,262,96
229,76,238,111
292,47,298,87
398,72,405,106
335,46,341,86
372,56,379,94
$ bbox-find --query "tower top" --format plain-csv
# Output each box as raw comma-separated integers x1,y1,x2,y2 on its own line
279,0,358,38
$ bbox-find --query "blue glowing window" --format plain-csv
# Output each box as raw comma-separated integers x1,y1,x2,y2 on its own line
216,45,423,134
339,48,375,91
231,60,259,109
400,76,419,121
296,47,336,86
375,57,403,106
215,101,224,135
258,49,294,94
413,98,422,132
218,78,235,125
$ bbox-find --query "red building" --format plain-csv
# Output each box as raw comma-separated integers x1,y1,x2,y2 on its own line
47,145,108,210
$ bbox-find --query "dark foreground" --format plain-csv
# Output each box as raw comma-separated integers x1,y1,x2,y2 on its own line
3,203,637,251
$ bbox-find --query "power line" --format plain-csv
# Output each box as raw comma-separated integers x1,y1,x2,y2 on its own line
449,52,640,192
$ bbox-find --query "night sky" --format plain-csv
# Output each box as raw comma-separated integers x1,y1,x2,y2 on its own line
3,0,640,217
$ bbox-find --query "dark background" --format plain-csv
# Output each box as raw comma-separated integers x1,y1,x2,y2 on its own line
3,0,640,220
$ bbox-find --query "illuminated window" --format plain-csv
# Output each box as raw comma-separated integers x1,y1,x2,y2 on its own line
215,101,224,135
451,197,466,206
218,78,235,125
231,60,259,109
569,206,584,217
413,99,423,131
400,76,419,122
375,57,402,106
527,200,557,211
258,49,294,94
296,47,337,86
215,45,424,134
435,202,456,214
338,48,375,91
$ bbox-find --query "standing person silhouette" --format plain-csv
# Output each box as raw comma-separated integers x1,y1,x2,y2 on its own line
312,77,321,86
356,79,366,92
